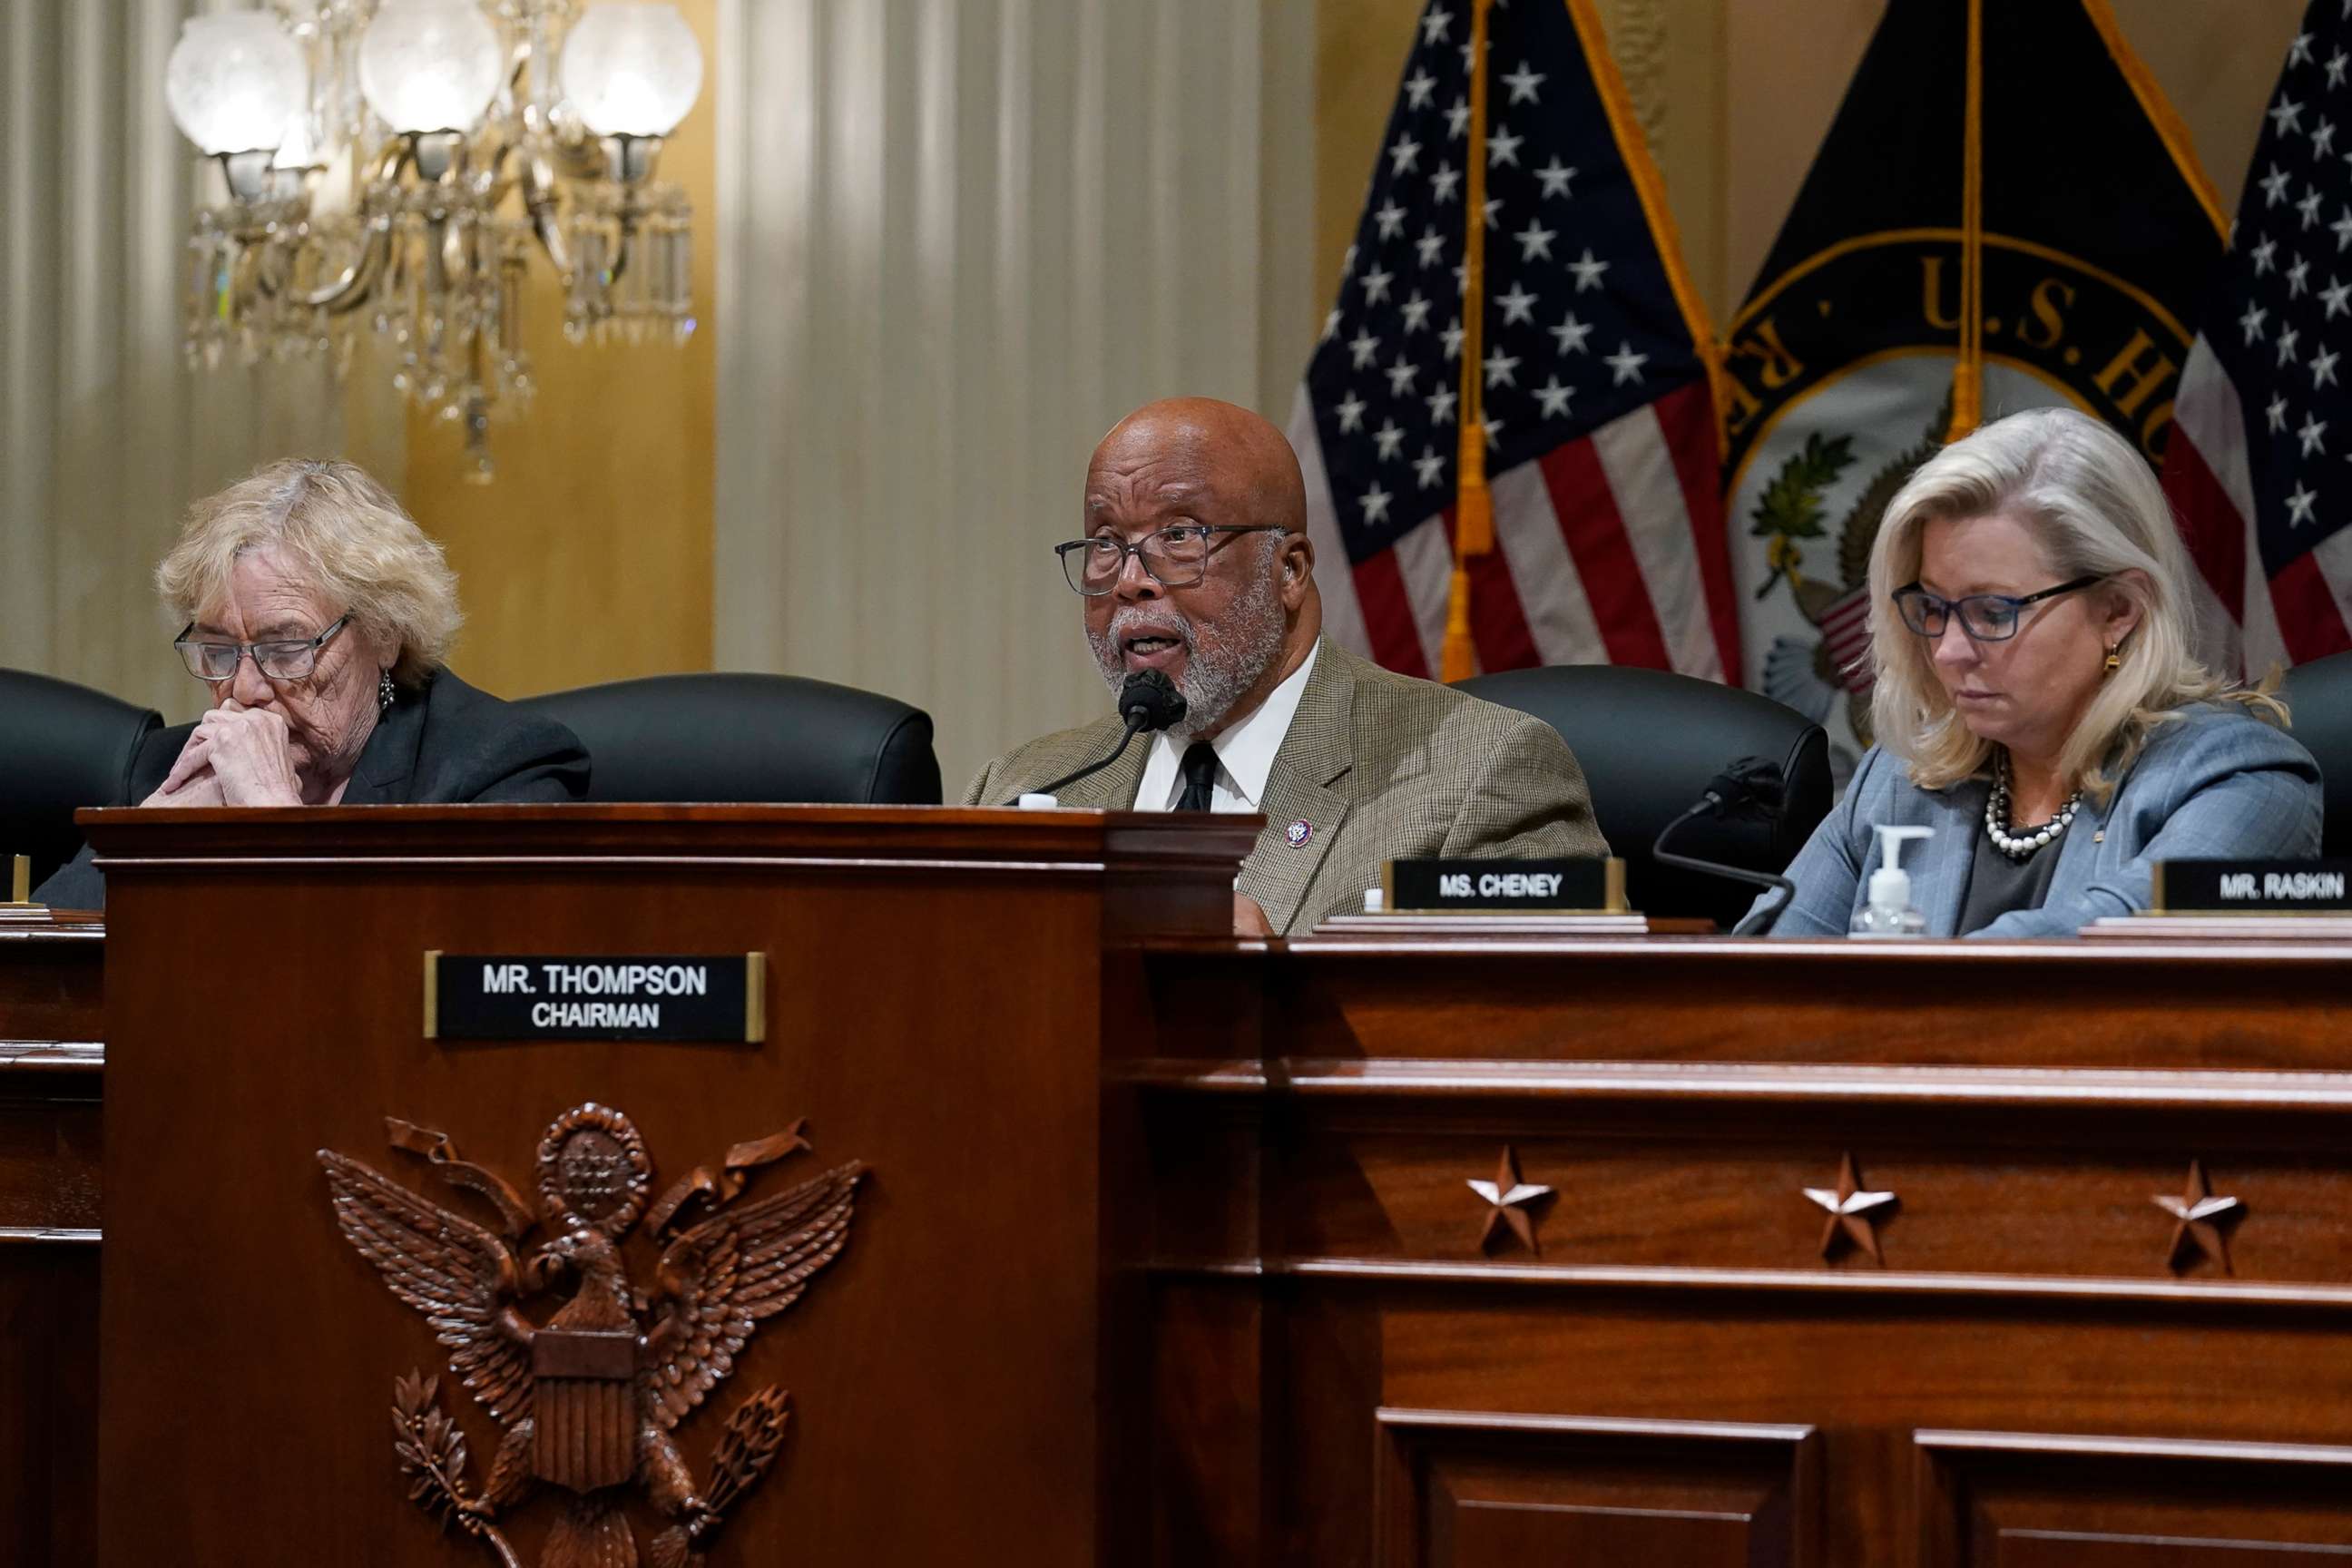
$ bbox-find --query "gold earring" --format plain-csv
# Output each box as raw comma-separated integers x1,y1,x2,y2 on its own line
2102,645,2122,675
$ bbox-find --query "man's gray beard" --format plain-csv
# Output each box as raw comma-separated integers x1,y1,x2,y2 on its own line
1086,568,1286,740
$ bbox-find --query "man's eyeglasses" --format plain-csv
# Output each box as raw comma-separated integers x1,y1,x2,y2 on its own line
1054,524,1287,596
173,614,351,681
1890,576,2102,642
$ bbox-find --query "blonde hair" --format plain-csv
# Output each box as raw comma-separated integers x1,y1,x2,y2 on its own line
155,458,462,687
1866,406,2282,801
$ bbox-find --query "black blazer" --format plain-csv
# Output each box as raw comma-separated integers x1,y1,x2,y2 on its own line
34,668,589,908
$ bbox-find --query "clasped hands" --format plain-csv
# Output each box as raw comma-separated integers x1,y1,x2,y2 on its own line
141,700,306,808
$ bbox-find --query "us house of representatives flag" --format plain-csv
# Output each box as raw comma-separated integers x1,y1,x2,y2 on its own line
1722,0,2226,773
1289,0,1740,683
2164,1,2352,671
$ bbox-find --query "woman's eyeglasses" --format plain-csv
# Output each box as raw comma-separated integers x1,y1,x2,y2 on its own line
1890,576,2101,642
173,614,350,681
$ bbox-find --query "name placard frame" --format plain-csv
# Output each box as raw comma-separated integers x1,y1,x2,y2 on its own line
423,952,768,1043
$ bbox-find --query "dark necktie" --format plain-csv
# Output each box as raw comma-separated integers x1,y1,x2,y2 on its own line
1176,741,1220,811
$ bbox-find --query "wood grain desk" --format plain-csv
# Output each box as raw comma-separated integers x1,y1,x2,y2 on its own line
8,811,2352,1566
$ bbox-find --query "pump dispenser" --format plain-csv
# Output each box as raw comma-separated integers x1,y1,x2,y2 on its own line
1851,825,1933,936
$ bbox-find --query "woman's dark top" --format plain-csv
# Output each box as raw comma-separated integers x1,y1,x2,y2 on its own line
34,667,589,908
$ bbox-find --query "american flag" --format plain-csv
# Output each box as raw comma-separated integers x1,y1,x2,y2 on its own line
1287,0,1740,683
2165,0,2352,670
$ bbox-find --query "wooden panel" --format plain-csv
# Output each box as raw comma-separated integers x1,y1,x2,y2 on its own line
0,1244,100,1568
1918,1430,2352,1566
1375,1409,1819,1568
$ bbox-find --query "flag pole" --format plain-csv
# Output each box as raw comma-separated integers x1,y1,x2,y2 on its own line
1945,0,1984,443
1440,0,1495,684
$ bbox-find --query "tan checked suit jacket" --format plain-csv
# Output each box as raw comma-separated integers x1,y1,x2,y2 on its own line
963,638,1608,934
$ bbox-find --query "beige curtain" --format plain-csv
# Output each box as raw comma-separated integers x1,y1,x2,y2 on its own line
0,0,398,724
712,0,1318,793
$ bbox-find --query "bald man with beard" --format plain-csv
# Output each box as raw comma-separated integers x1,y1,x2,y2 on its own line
964,397,1607,935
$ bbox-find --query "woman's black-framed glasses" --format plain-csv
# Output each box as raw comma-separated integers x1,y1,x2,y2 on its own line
1890,576,2102,642
173,613,351,681
1054,524,1287,596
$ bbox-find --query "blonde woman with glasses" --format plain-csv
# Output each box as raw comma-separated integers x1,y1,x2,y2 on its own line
36,458,588,908
1755,407,2320,938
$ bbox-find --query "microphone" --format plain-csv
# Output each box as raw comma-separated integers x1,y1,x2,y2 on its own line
1650,756,1797,936
1005,670,1190,805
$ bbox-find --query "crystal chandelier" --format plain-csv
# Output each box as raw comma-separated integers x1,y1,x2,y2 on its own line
165,1,704,478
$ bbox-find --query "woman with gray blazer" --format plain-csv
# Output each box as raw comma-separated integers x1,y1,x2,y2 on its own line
1754,407,2321,939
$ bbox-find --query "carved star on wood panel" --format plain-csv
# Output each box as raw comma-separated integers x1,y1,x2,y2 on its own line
1803,1152,1897,1261
1466,1145,1553,1255
2152,1160,2244,1275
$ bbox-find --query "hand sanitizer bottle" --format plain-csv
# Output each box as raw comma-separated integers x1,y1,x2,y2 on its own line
1850,825,1933,937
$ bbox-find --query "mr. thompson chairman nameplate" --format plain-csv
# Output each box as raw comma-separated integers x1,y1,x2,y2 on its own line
424,953,767,1043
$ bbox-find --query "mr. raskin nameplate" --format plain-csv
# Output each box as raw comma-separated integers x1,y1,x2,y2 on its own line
425,953,767,1043
1382,857,1626,913
2153,859,2352,914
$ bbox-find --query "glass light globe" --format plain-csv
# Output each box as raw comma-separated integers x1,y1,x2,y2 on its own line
164,14,308,156
359,0,505,135
562,3,703,138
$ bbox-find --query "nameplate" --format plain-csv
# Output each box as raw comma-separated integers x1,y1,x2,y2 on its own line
2152,860,2352,914
1381,857,1625,913
424,953,766,1043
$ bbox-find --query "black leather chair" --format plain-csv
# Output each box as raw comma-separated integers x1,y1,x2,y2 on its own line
1455,665,1833,928
2279,652,2352,856
1,668,167,893
514,672,942,805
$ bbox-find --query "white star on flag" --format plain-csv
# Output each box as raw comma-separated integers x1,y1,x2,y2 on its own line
1534,377,1576,418
1374,201,1406,240
1497,282,1540,325
1413,446,1446,489
1404,70,1437,110
1502,63,1545,103
2253,234,2280,272
1481,413,1504,449
1569,250,1610,291
2325,278,2352,318
2269,395,2292,433
2288,483,2319,525
1441,318,1465,359
1416,227,1446,268
2290,255,2313,296
2315,346,2343,387
2299,414,2329,457
1514,220,1557,261
1420,6,1452,44
1446,97,1471,139
1348,329,1381,369
1374,419,1406,461
1388,135,1422,175
1425,385,1457,425
1534,159,1576,199
1336,391,1367,433
1387,355,1421,397
1401,292,1433,332
2271,95,2306,138
1484,347,1522,387
1360,482,1394,524
1431,162,1463,203
1605,341,1649,384
1487,127,1524,167
1362,267,1396,306
2242,302,2269,342
1550,312,1592,354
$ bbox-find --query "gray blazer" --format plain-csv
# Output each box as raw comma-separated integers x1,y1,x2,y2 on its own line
965,638,1608,935
1755,703,2324,938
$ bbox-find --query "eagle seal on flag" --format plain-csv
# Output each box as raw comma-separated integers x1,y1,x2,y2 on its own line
319,1103,864,1568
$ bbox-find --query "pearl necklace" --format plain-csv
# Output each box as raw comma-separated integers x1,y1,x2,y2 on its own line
1985,753,2081,859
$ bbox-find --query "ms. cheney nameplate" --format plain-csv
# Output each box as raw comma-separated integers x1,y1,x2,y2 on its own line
425,953,767,1043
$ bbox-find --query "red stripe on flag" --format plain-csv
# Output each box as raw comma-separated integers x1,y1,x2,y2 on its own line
1652,379,1743,684
1538,440,1674,670
2266,551,2352,664
2160,429,2245,624
1351,545,1432,679
1438,504,1542,674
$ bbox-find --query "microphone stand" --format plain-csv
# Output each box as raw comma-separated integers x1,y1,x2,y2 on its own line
1013,710,1152,804
1651,802,1797,936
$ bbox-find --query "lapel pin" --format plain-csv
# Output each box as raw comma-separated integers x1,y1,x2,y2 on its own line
1287,819,1313,848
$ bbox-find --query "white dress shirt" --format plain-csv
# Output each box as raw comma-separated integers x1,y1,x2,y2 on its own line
1132,641,1320,812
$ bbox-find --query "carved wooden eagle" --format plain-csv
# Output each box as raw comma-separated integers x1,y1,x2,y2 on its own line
319,1102,863,1568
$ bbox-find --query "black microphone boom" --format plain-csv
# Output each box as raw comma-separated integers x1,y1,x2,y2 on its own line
1004,670,1190,805
1650,756,1798,936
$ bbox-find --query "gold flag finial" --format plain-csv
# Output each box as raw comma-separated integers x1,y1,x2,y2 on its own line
1441,0,1496,684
